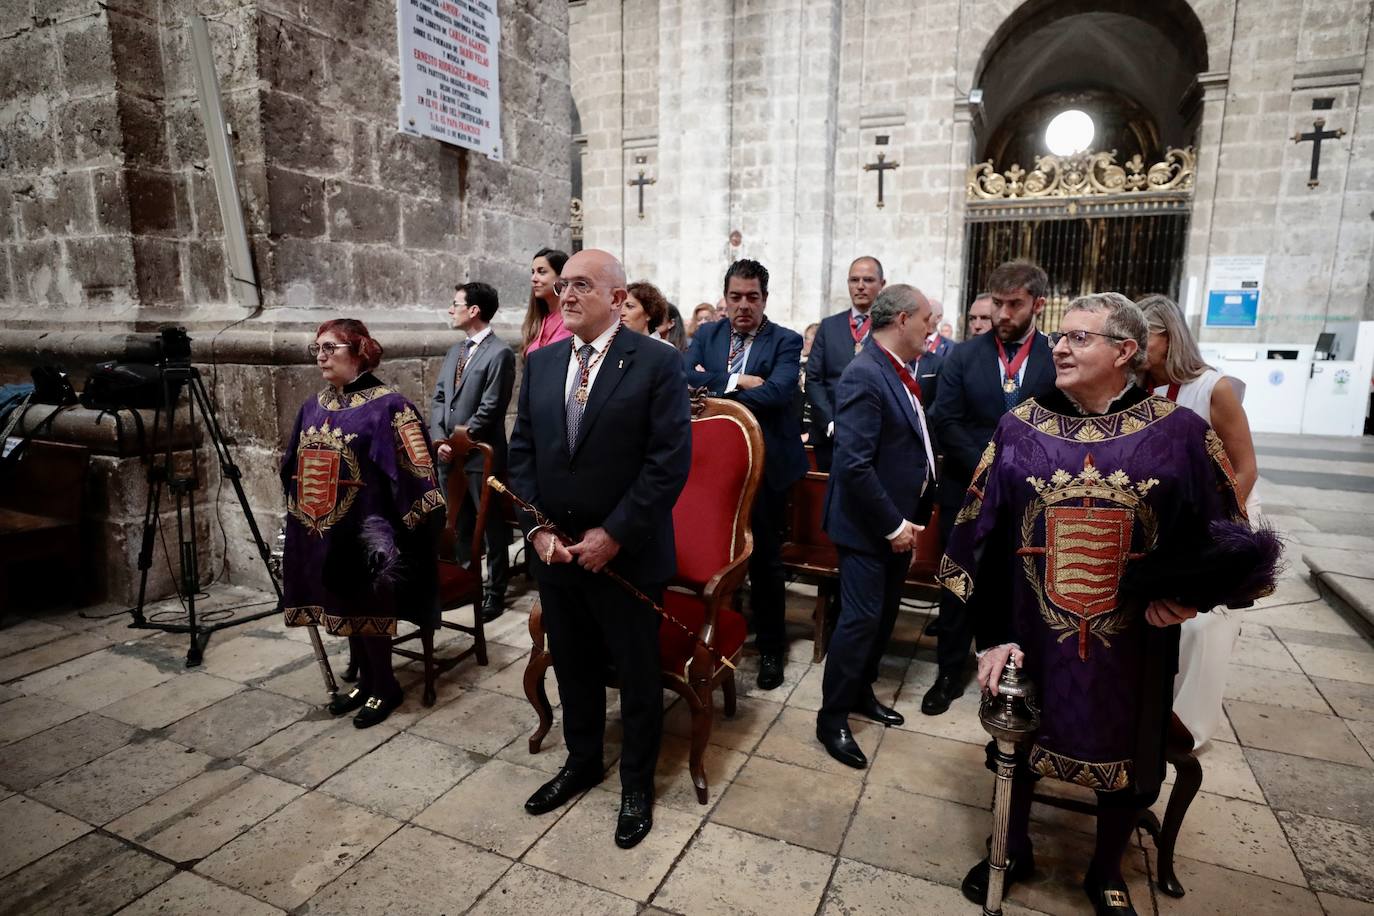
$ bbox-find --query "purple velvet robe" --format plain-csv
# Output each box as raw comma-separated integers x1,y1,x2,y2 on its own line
940,388,1245,793
281,374,444,636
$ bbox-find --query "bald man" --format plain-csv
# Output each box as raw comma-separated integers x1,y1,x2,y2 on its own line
806,255,886,471
509,248,692,849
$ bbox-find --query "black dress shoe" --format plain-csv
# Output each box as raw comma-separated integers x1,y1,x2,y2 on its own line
852,696,904,727
480,594,505,624
524,766,603,815
960,849,1036,904
757,652,785,690
920,673,963,716
352,691,403,729
614,790,654,849
328,687,367,716
816,724,868,769
1084,874,1137,915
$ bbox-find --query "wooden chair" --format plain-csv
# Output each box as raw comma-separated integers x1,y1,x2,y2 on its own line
390,428,493,705
522,396,765,803
0,440,90,606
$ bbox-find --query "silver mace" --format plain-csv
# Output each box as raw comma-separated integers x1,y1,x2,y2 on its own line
978,657,1040,916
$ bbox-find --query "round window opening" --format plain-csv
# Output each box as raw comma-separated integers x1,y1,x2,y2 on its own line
1045,109,1095,157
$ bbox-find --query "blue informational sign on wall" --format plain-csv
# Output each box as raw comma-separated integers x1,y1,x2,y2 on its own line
1206,289,1261,327
1204,256,1265,329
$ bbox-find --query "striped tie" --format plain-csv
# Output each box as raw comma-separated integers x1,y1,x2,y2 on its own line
453,338,474,389
728,331,749,374
566,344,594,452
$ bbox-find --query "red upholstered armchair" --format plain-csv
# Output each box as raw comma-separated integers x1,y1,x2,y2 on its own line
522,396,764,803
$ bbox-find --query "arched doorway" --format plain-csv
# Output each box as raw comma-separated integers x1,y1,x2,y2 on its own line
961,1,1209,330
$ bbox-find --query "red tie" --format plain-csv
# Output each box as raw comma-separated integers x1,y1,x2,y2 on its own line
878,346,922,401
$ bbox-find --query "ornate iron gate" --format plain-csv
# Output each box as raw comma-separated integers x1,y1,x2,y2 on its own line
962,148,1195,331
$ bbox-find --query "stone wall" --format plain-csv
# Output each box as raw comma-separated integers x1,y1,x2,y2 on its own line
1,0,572,599
570,0,1374,341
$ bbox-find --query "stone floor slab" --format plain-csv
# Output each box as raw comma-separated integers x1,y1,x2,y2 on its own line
653,733,749,813
0,712,138,790
1313,677,1374,722
1224,663,1332,713
99,671,244,730
710,754,862,854
653,822,834,916
1162,736,1266,804
496,716,623,776
466,862,639,916
0,632,112,684
301,824,509,915
1244,599,1363,636
13,646,177,712
1321,892,1374,915
0,832,175,916
318,732,481,819
1152,855,1322,915
1148,790,1306,885
891,685,990,746
119,871,287,916
1287,643,1374,687
1277,810,1374,901
868,727,991,808
197,634,313,683
523,785,699,901
1007,825,1152,916
1227,700,1373,767
30,736,213,824
239,716,397,787
414,758,562,858
0,694,83,746
1232,633,1303,671
821,857,1047,916
165,688,311,759
1245,747,1374,825
408,686,533,756
0,619,70,658
107,765,304,862
440,643,542,697
663,694,782,754
0,795,91,879
841,781,986,886
195,791,402,911
754,706,885,776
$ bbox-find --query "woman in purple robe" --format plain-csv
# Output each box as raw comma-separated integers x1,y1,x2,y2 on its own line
943,294,1277,915
281,319,444,728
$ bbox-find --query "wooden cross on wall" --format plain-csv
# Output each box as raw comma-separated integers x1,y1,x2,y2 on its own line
863,152,900,209
1292,117,1345,188
627,170,656,219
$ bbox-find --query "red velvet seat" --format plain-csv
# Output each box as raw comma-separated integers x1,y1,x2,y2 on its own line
523,396,764,803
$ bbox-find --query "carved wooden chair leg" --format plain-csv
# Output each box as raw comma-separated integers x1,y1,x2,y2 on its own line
421,627,437,707
688,663,714,804
525,653,554,753
1157,745,1201,898
722,669,737,717
811,587,828,662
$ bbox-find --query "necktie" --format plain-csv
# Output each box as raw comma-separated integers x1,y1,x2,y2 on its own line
453,338,474,389
566,343,595,452
728,332,749,374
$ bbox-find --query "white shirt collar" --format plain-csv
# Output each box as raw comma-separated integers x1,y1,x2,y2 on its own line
849,306,870,322
465,325,492,346
573,321,620,354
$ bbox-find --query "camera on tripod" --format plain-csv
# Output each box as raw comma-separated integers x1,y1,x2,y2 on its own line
119,327,194,367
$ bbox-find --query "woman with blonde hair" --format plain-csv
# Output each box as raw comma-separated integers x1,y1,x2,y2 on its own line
1138,293,1259,750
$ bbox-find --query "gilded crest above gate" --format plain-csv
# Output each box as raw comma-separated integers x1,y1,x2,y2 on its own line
967,147,1195,201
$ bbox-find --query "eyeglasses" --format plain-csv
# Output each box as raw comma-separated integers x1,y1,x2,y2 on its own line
1049,329,1128,349
552,278,601,298
308,342,354,358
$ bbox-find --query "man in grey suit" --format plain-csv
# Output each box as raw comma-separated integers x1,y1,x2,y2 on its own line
430,281,517,622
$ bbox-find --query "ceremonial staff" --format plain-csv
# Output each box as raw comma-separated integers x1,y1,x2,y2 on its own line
486,477,737,670
978,658,1039,916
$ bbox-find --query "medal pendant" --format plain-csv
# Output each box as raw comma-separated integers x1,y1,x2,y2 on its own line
1003,378,1017,394
574,386,589,404
854,342,863,355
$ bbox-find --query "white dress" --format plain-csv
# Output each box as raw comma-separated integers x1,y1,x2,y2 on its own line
1153,369,1257,748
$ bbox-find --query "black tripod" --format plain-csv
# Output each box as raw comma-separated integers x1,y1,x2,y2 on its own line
128,359,335,694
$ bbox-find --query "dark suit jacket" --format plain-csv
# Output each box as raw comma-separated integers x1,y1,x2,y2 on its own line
822,345,937,555
926,334,953,358
928,330,1056,508
914,350,943,410
429,331,516,473
684,318,808,491
804,310,865,445
508,328,691,587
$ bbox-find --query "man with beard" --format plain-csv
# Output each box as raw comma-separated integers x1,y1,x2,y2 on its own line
923,260,1057,715
805,256,885,471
